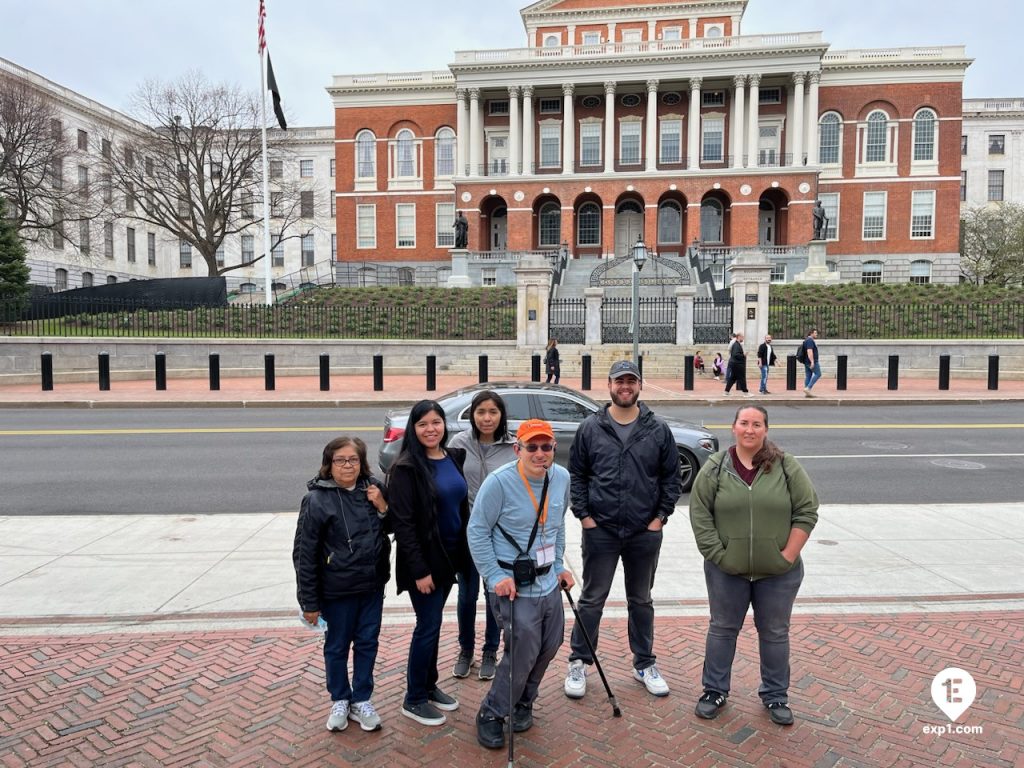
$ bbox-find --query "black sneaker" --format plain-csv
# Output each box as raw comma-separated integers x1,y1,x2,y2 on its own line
512,703,533,733
478,650,498,681
476,711,505,749
766,701,794,726
401,701,446,726
452,650,472,679
695,691,727,719
428,687,459,711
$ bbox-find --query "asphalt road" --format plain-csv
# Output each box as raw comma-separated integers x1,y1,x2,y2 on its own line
2,403,1023,515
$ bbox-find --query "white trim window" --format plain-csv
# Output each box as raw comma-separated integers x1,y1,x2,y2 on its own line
988,169,1004,201
582,31,601,46
299,159,314,178
580,122,601,167
818,112,842,165
539,123,561,168
862,191,887,240
818,192,839,240
700,199,724,243
857,109,897,176
619,120,642,165
272,234,284,267
577,202,601,246
396,203,416,248
538,202,561,247
661,26,682,42
910,190,935,239
701,116,724,162
865,111,888,162
355,130,376,183
435,127,456,178
356,204,376,249
436,202,455,248
912,109,937,162
394,129,417,177
909,260,932,284
539,98,561,114
770,262,786,283
488,100,509,116
331,234,337,260
241,234,254,263
301,234,315,266
179,240,192,269
659,118,682,164
861,260,883,284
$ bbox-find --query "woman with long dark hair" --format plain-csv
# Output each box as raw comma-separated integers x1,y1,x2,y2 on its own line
544,339,561,384
388,400,470,727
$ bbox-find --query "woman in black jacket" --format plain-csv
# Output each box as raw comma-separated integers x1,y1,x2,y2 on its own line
544,338,561,384
293,436,390,734
388,400,470,727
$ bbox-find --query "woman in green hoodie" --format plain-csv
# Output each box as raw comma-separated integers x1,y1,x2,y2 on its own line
689,405,819,727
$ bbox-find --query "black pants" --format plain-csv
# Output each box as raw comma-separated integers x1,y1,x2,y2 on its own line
725,362,747,393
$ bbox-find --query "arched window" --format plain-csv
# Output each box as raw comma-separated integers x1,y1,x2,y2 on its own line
355,130,376,179
866,111,888,163
819,112,841,165
54,268,68,291
909,260,932,284
543,34,560,47
396,129,415,177
861,260,883,284
577,202,600,246
700,199,723,243
398,267,415,286
913,109,937,162
358,266,378,286
81,271,93,287
435,127,455,177
539,202,561,247
106,275,117,284
658,201,682,244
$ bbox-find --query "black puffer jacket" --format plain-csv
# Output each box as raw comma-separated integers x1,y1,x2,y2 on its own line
293,476,390,612
569,403,681,537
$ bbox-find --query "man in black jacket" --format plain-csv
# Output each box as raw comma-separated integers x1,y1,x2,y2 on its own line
564,360,681,700
724,331,748,394
756,333,778,394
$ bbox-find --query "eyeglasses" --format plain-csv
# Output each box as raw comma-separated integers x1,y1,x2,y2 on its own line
332,457,360,467
519,442,555,453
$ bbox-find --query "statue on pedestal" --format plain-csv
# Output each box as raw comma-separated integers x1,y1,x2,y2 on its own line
811,200,828,241
453,210,468,249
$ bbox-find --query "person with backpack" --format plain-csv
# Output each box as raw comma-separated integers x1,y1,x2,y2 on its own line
799,329,821,397
688,405,819,726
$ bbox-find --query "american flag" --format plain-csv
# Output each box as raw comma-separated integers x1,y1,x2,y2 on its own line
258,0,266,54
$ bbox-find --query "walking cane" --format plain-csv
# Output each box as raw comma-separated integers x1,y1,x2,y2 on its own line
561,581,622,717
507,594,515,768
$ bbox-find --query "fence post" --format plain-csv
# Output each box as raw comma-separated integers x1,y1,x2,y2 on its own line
426,355,436,392
786,355,797,391
532,354,541,382
264,354,276,391
683,355,694,391
938,355,950,391
373,354,383,391
581,354,592,390
319,354,330,392
41,352,53,391
988,355,999,391
98,353,110,391
887,355,899,391
155,353,167,391
209,353,220,391
478,355,488,384
836,355,847,391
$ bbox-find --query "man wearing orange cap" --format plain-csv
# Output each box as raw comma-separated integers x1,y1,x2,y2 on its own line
467,419,575,750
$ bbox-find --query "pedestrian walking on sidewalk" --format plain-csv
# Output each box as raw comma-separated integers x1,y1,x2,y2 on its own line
801,329,821,396
724,332,749,394
468,419,575,749
756,334,778,395
564,360,681,701
293,436,391,733
544,339,561,384
388,400,470,727
447,390,517,681
688,405,819,727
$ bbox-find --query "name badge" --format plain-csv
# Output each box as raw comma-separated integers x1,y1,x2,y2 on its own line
535,544,555,567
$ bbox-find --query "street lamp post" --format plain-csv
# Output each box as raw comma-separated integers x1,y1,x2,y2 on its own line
630,235,648,364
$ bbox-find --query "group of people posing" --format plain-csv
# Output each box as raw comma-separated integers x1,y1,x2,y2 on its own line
293,360,820,747
696,329,822,397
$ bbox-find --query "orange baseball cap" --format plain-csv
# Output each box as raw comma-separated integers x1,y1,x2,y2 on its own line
516,419,555,442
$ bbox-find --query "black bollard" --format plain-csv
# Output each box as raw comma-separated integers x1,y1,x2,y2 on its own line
319,354,330,392
836,355,848,391
478,354,488,384
98,353,110,391
638,354,643,379
155,353,167,391
786,355,797,391
887,355,899,391
683,355,694,391
426,355,436,392
373,354,383,392
209,353,221,391
41,352,53,391
988,355,999,391
581,354,592,391
264,354,276,391
938,355,950,391
532,354,541,383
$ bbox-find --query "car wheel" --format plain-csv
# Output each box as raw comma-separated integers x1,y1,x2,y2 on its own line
678,449,698,494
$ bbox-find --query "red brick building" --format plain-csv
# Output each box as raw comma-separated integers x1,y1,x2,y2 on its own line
328,0,970,285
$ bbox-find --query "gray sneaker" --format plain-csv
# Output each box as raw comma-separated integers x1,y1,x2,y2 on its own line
564,659,587,699
401,701,446,726
428,687,459,711
348,700,382,732
478,650,498,681
452,650,473,679
326,699,349,731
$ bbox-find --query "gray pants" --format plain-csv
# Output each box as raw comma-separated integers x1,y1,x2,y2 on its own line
480,588,564,719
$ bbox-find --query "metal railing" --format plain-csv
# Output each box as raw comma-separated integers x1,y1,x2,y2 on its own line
548,297,586,344
600,296,676,343
693,297,733,343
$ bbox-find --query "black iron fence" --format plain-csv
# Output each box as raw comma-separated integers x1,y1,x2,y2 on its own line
0,297,516,340
693,297,733,344
601,297,676,343
549,297,586,344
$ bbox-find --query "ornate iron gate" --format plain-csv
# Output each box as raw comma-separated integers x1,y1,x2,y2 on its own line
548,298,586,344
693,297,733,344
601,297,676,343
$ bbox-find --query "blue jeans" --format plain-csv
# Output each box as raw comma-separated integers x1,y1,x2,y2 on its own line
569,525,663,670
804,361,821,390
457,563,501,655
405,582,452,707
320,590,384,703
759,364,770,392
701,559,804,704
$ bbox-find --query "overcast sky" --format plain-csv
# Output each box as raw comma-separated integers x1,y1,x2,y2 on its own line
2,0,1019,126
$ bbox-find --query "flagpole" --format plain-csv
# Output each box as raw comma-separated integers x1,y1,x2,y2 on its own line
260,47,272,306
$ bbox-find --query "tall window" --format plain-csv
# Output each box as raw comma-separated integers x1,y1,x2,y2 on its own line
865,111,888,163
910,190,935,238
912,109,936,162
577,202,600,245
55,268,68,291
961,171,967,201
436,202,455,247
619,121,641,165
52,209,64,249
215,244,225,267
862,191,887,240
301,234,315,266
356,205,376,248
81,271,93,288
988,134,1005,155
861,260,883,284
102,222,112,259
241,234,254,263
300,190,314,218
961,135,968,155
396,203,416,247
819,112,841,164
700,199,723,243
147,232,156,265
299,159,314,177
657,201,682,243
272,234,284,267
396,129,415,177
77,129,88,151
77,166,89,198
538,202,561,247
910,260,932,285
701,117,724,162
80,221,91,256
659,119,682,164
356,130,376,178
580,123,601,166
270,159,283,179
179,240,192,268
818,193,839,240
539,124,561,168
331,234,337,260
988,170,1005,201
126,227,136,263
435,127,455,177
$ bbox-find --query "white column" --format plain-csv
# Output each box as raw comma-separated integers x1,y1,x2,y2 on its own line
604,81,616,173
508,86,521,175
562,82,575,174
567,24,576,46
731,74,746,169
645,79,659,172
455,89,468,177
688,18,697,38
806,71,821,165
745,73,760,168
607,22,616,44
521,85,534,175
791,72,805,168
647,20,656,43
468,88,482,177
687,77,702,169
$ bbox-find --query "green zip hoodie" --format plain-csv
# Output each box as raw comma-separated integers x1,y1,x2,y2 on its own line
689,449,819,581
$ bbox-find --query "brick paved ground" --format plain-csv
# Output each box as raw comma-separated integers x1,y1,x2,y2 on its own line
2,611,1021,768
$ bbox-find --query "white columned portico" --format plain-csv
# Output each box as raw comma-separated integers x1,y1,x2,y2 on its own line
645,79,659,172
791,72,805,167
562,82,575,174
687,77,702,169
455,89,468,177
521,85,534,175
508,86,521,175
468,88,482,176
745,74,760,169
603,82,616,173
731,74,746,169
806,71,821,165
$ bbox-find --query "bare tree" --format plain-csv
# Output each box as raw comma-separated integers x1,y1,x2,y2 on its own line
105,71,313,277
960,203,1024,286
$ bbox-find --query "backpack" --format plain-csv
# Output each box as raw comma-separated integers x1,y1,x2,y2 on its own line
795,343,807,364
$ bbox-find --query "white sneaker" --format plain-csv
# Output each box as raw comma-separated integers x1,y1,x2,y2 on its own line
348,700,382,732
633,664,670,697
326,699,350,731
564,659,587,699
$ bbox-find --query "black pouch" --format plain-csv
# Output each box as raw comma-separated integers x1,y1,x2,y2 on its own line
512,552,538,587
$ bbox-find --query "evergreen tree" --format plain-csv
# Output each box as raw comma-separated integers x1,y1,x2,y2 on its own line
0,197,31,320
